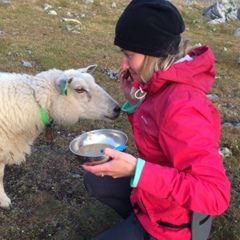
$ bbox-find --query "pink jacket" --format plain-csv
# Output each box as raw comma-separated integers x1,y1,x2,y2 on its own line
128,46,230,240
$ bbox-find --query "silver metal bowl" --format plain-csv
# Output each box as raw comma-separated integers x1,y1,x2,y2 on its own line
69,129,128,165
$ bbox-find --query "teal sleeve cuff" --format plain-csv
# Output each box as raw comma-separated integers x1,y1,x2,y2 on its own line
130,158,146,188
122,100,141,114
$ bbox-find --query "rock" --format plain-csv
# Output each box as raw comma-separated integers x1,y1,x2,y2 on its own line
82,0,94,3
203,0,240,24
208,18,226,24
62,18,81,24
222,122,240,128
72,174,81,178
101,69,118,80
48,10,57,16
237,53,240,64
219,147,232,158
207,94,219,100
44,4,53,11
233,28,240,36
21,60,32,68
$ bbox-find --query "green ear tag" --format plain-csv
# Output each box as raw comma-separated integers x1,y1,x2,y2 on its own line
60,82,67,96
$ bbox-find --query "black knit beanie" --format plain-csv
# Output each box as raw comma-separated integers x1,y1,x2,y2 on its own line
114,0,185,57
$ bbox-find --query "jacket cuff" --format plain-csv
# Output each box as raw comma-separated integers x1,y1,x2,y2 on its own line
122,100,141,114
130,158,145,188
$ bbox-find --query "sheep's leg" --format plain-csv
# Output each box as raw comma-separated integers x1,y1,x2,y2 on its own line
0,163,11,210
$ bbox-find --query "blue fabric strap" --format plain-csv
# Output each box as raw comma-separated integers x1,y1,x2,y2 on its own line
122,100,141,114
130,158,145,188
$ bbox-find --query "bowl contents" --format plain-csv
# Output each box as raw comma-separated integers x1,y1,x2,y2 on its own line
77,143,114,156
69,129,128,164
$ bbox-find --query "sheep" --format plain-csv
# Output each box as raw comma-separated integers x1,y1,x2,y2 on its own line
0,64,121,210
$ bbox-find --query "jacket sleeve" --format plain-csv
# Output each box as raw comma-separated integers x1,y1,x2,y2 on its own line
136,99,230,215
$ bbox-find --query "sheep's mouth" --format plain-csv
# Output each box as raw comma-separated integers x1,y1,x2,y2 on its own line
104,116,116,120
104,115,119,121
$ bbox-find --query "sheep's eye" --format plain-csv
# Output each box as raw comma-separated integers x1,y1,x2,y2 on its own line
75,88,85,94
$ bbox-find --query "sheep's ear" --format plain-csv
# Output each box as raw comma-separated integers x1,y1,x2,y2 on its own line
56,77,72,96
78,64,97,74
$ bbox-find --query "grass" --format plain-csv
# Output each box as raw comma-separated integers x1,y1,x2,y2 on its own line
0,0,239,239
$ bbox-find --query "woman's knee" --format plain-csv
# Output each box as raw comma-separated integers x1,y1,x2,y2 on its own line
83,171,97,196
83,172,113,198
84,172,132,200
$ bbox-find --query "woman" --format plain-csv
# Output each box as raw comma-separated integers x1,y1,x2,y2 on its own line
82,0,230,239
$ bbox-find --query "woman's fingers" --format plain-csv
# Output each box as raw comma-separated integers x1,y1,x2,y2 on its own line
82,148,137,178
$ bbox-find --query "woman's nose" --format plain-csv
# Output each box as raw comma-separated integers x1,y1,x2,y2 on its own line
121,56,129,70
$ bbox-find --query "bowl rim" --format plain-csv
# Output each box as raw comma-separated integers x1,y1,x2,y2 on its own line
69,129,128,158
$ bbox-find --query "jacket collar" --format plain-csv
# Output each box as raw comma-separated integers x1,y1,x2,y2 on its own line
131,46,215,97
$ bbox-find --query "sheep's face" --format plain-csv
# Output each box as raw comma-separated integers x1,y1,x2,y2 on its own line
51,67,121,125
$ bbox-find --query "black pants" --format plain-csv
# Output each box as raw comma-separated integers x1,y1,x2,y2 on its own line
83,172,155,240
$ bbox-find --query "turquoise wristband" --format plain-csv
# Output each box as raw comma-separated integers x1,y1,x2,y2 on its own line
130,158,145,188
122,100,141,114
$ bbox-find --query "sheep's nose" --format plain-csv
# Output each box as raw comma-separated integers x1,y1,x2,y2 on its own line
114,105,121,115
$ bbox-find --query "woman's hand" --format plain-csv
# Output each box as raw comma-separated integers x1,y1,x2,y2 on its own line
82,148,137,178
118,69,138,106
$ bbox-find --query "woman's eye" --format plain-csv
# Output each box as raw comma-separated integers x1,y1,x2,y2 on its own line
126,53,132,59
75,88,85,94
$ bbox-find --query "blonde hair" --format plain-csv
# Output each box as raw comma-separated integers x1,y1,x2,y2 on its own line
139,39,193,84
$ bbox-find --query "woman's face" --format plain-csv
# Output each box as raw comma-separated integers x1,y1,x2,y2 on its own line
121,49,145,82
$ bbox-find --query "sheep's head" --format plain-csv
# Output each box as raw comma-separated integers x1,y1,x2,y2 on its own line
52,64,121,126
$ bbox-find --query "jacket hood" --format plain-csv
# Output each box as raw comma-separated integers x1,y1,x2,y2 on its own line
138,46,215,95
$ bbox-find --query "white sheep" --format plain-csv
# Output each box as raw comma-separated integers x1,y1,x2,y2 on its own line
0,64,121,210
